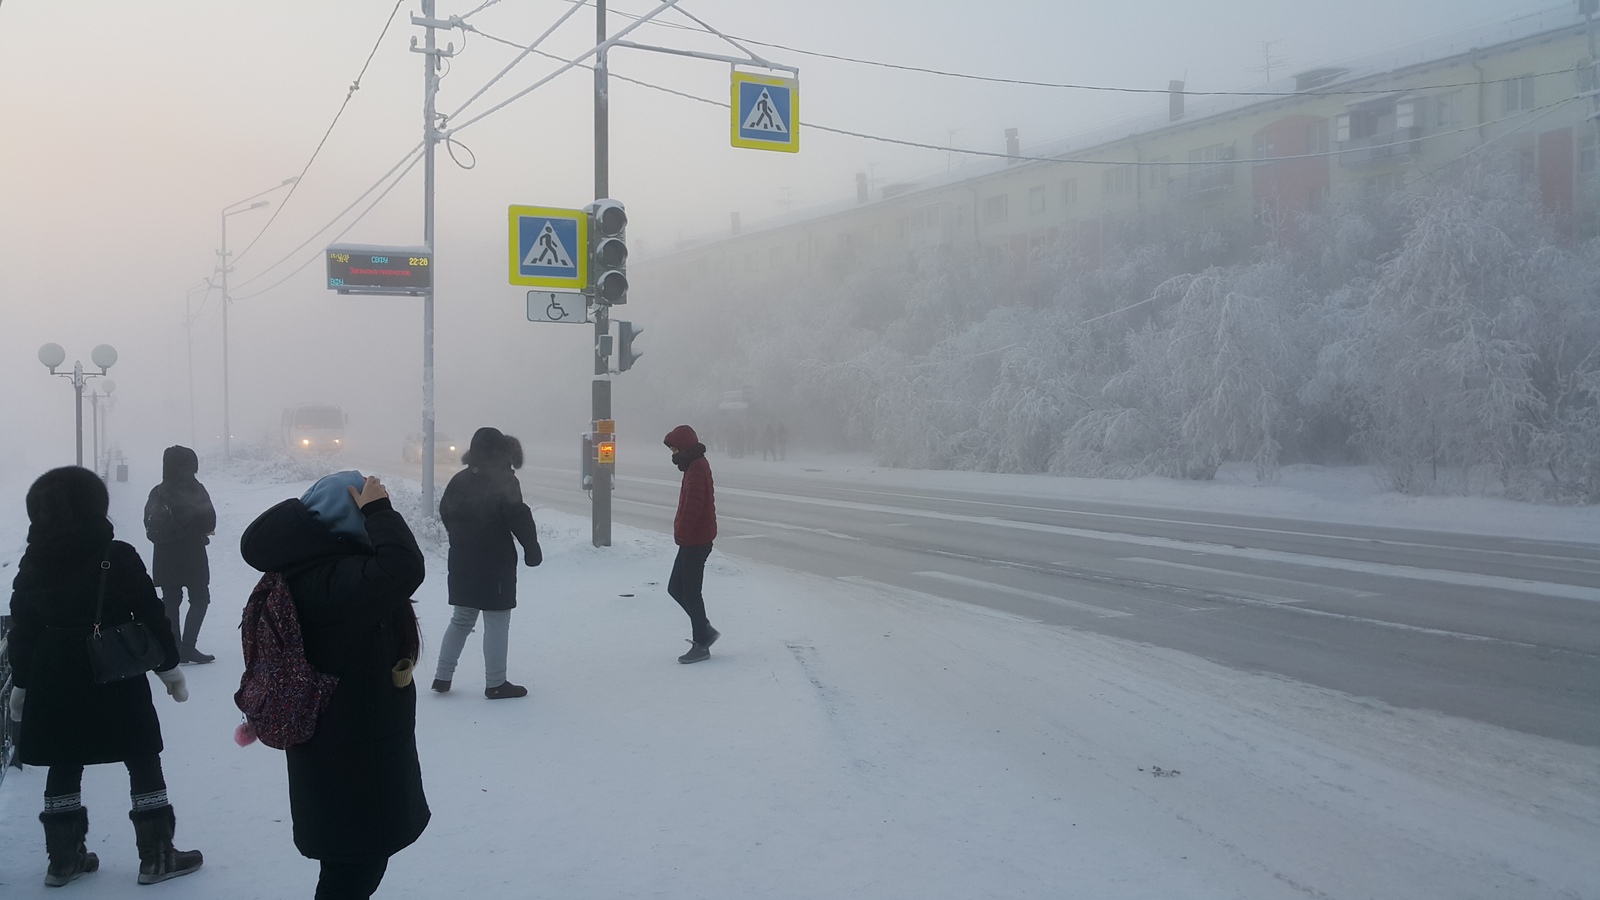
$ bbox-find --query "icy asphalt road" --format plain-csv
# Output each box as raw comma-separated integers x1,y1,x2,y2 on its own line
375,448,1600,747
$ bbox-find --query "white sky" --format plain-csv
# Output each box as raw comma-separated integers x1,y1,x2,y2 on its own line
0,0,1551,472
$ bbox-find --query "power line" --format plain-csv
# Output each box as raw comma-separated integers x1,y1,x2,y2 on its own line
552,0,1582,99
231,143,423,292
231,0,407,269
233,150,426,301
468,26,1583,170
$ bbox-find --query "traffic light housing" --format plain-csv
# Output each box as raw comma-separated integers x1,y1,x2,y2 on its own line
587,198,628,305
615,320,643,373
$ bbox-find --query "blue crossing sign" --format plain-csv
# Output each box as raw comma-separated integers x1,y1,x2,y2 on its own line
731,72,799,153
508,205,588,289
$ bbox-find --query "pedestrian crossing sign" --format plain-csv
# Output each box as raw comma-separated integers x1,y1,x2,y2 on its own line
509,205,588,289
731,71,799,153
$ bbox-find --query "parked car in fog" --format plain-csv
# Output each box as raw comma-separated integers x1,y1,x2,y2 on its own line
403,431,459,464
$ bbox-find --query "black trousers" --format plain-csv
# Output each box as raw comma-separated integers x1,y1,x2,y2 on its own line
45,755,166,801
316,857,389,900
160,583,211,647
667,543,715,644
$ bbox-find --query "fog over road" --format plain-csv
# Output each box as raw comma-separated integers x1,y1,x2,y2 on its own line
366,446,1600,747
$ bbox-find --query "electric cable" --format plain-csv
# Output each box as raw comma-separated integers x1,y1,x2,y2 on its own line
233,150,426,301
231,0,407,269
554,0,1583,99
231,143,424,292
444,0,681,136
468,27,1580,169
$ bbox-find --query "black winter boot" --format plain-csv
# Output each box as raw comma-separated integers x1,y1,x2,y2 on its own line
40,806,100,887
129,806,202,884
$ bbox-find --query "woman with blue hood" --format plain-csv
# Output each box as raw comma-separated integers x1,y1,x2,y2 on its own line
143,445,217,663
238,471,428,900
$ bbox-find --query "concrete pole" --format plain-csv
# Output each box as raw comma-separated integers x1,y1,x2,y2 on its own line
421,0,439,516
592,0,613,547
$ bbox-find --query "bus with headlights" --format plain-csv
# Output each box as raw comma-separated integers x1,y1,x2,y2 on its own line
281,405,347,454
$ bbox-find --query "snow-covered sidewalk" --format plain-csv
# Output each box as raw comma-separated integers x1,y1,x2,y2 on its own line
1,463,1596,899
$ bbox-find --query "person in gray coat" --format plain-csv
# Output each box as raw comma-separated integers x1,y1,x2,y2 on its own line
431,427,541,699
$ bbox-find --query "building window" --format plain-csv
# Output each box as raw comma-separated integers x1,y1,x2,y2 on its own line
983,194,1009,223
1580,131,1597,175
1029,185,1047,214
745,251,758,272
1432,91,1461,128
1148,157,1170,186
1307,120,1329,154
1503,74,1535,113
1061,178,1078,206
769,246,784,267
1102,165,1134,196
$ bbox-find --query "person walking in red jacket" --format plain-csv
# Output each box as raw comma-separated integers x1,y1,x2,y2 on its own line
663,425,719,663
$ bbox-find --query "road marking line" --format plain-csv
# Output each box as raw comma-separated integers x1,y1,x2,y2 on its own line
1117,557,1381,601
913,571,1132,617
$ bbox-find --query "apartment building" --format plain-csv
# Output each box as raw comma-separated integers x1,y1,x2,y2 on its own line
641,6,1599,292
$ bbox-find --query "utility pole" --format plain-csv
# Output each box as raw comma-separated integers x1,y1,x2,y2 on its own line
220,218,232,457
185,290,198,446
593,0,613,547
413,1,451,516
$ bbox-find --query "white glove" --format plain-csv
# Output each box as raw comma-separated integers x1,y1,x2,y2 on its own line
7,686,23,723
156,668,189,703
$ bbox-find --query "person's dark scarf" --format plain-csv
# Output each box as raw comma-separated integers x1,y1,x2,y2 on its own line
672,442,707,472
17,516,115,581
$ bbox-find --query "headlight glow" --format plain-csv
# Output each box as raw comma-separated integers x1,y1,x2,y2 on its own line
301,439,310,446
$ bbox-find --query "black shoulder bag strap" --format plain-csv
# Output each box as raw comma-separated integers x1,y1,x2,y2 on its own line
90,546,113,638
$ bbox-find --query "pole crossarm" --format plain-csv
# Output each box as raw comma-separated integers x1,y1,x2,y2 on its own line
611,39,797,74
664,3,784,72
443,0,681,138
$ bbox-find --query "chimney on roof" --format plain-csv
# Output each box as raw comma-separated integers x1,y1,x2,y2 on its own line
1169,80,1185,121
731,212,741,235
856,172,869,204
1005,128,1020,163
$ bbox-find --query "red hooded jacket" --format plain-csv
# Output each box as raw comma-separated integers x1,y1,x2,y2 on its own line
664,425,717,546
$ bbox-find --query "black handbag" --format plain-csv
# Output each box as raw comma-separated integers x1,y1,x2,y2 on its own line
86,550,166,684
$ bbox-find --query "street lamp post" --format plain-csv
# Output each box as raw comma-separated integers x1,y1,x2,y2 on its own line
217,177,296,457
89,378,117,478
38,343,117,467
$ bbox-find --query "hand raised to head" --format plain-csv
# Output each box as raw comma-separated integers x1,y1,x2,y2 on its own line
347,475,389,509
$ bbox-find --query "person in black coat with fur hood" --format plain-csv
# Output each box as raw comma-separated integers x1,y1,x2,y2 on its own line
239,470,429,900
431,427,541,699
7,467,202,888
144,445,218,663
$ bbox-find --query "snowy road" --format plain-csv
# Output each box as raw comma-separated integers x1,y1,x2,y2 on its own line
493,449,1600,747
3,454,1597,898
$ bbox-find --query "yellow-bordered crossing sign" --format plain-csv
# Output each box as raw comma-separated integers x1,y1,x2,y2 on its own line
509,205,588,289
731,71,798,153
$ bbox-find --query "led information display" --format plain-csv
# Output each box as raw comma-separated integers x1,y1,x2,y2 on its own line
326,244,432,295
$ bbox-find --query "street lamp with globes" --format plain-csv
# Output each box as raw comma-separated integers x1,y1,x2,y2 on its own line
38,342,117,466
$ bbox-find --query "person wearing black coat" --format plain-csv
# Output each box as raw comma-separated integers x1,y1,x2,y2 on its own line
7,466,202,888
239,470,429,900
430,427,541,700
144,445,218,663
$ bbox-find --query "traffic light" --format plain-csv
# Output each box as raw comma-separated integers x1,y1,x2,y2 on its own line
587,198,628,305
615,320,643,373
